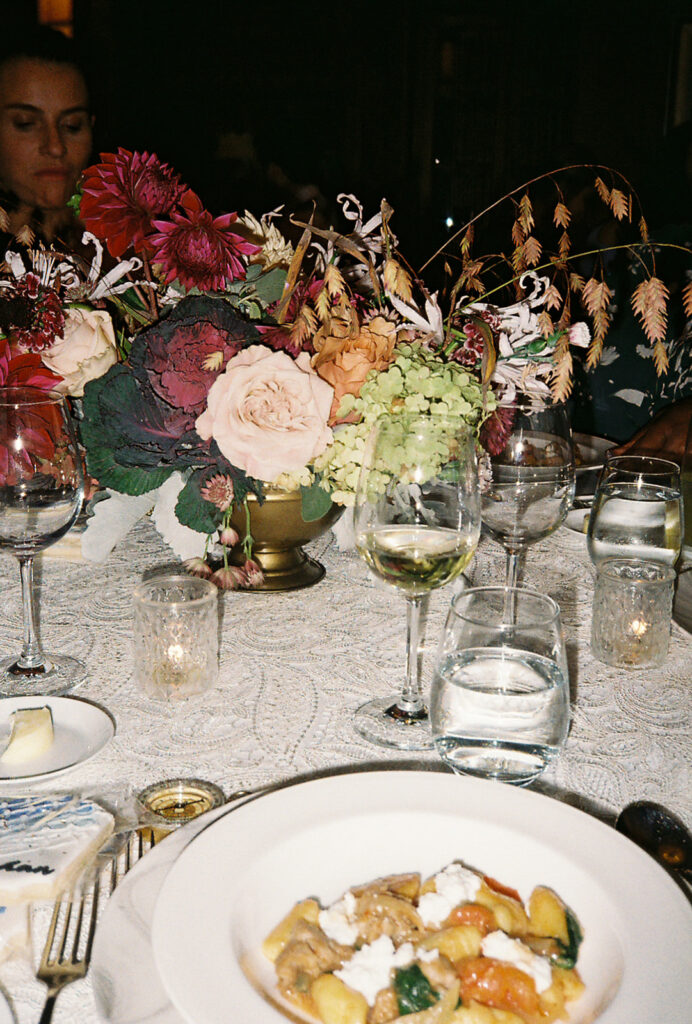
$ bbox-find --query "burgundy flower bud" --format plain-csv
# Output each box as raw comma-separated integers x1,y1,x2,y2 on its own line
242,559,265,588
183,556,212,578
219,526,240,548
211,565,247,590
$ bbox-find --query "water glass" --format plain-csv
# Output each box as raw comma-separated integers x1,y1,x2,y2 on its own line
133,575,219,700
682,414,692,564
587,455,683,568
430,586,569,785
591,558,676,668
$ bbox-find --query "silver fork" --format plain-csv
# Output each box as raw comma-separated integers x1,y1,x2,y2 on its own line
36,829,157,1023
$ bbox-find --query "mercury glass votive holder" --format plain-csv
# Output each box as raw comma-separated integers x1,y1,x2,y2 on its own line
133,575,219,700
591,559,676,669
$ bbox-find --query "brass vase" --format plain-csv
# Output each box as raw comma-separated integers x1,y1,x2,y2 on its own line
228,490,342,591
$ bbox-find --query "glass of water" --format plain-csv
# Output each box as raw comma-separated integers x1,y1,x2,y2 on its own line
430,586,569,785
586,455,683,569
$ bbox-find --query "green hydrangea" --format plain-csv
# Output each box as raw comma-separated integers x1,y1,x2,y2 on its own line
314,343,493,506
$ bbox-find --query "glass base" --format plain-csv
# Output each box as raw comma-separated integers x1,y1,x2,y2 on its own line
435,738,553,786
0,653,87,697
353,695,434,750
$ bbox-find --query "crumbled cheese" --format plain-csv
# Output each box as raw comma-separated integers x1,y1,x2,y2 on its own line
417,862,482,927
415,946,440,963
481,931,553,993
334,936,415,1005
318,890,359,945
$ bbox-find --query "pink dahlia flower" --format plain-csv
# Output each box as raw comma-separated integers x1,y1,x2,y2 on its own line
150,190,260,292
80,148,186,258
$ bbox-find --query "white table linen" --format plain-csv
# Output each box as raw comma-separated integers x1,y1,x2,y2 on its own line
0,519,690,1023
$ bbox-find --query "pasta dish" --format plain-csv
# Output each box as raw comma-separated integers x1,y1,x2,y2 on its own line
263,859,584,1024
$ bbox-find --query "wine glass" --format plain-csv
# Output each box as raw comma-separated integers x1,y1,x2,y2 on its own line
0,387,86,695
353,412,480,750
587,455,683,569
430,585,569,785
481,398,574,590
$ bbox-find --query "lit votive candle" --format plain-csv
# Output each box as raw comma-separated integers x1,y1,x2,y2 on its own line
133,575,219,700
591,559,676,669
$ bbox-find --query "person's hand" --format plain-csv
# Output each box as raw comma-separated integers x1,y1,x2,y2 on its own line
610,398,692,461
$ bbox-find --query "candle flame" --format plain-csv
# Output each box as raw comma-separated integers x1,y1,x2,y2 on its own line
167,643,185,665
629,618,649,638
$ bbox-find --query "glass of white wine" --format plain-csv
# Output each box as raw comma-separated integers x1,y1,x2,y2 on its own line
353,412,480,749
587,455,683,568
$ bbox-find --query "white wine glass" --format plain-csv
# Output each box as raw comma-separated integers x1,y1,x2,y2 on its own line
481,398,574,590
587,455,683,568
353,412,480,749
0,387,86,695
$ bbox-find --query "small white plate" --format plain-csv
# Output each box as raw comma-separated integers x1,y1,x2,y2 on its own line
565,504,591,537
152,771,692,1024
0,696,114,782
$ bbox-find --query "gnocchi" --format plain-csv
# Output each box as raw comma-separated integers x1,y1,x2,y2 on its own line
264,861,584,1024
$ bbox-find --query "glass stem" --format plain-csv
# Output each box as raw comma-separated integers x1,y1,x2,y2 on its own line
17,556,45,669
503,548,524,623
398,595,425,716
505,548,523,590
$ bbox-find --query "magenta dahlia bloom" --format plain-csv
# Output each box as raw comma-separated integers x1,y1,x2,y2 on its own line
149,190,260,292
80,148,187,258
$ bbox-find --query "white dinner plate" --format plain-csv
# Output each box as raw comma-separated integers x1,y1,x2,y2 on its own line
0,696,114,782
573,432,612,473
152,770,692,1024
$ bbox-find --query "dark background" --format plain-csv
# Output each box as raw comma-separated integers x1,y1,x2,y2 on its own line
23,1,692,266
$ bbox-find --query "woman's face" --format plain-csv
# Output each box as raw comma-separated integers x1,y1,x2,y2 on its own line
0,58,92,215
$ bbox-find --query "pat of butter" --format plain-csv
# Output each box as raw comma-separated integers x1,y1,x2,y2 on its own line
0,707,54,765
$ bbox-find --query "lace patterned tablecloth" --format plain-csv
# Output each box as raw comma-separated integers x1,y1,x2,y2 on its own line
0,519,690,1022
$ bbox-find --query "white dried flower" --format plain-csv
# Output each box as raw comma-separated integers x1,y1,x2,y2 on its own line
240,211,294,270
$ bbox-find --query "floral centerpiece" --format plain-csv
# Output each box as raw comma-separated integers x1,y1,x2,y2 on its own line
1,152,685,588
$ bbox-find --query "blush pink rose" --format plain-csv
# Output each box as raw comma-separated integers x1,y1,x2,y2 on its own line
195,345,334,482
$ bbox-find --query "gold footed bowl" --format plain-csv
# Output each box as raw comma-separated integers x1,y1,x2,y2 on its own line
228,490,342,591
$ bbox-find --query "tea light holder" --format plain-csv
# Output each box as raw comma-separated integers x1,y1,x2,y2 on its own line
137,777,226,827
591,558,676,668
132,574,218,700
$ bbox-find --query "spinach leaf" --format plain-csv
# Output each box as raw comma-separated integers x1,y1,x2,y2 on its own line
394,964,439,1015
554,909,584,969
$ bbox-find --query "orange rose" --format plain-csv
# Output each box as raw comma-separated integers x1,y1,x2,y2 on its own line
313,315,398,423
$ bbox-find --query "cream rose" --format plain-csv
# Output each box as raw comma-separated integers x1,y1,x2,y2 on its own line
195,345,334,482
42,307,118,397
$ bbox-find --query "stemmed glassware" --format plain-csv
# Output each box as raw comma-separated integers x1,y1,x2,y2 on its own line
587,455,683,569
353,412,480,750
481,398,574,589
0,387,86,695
